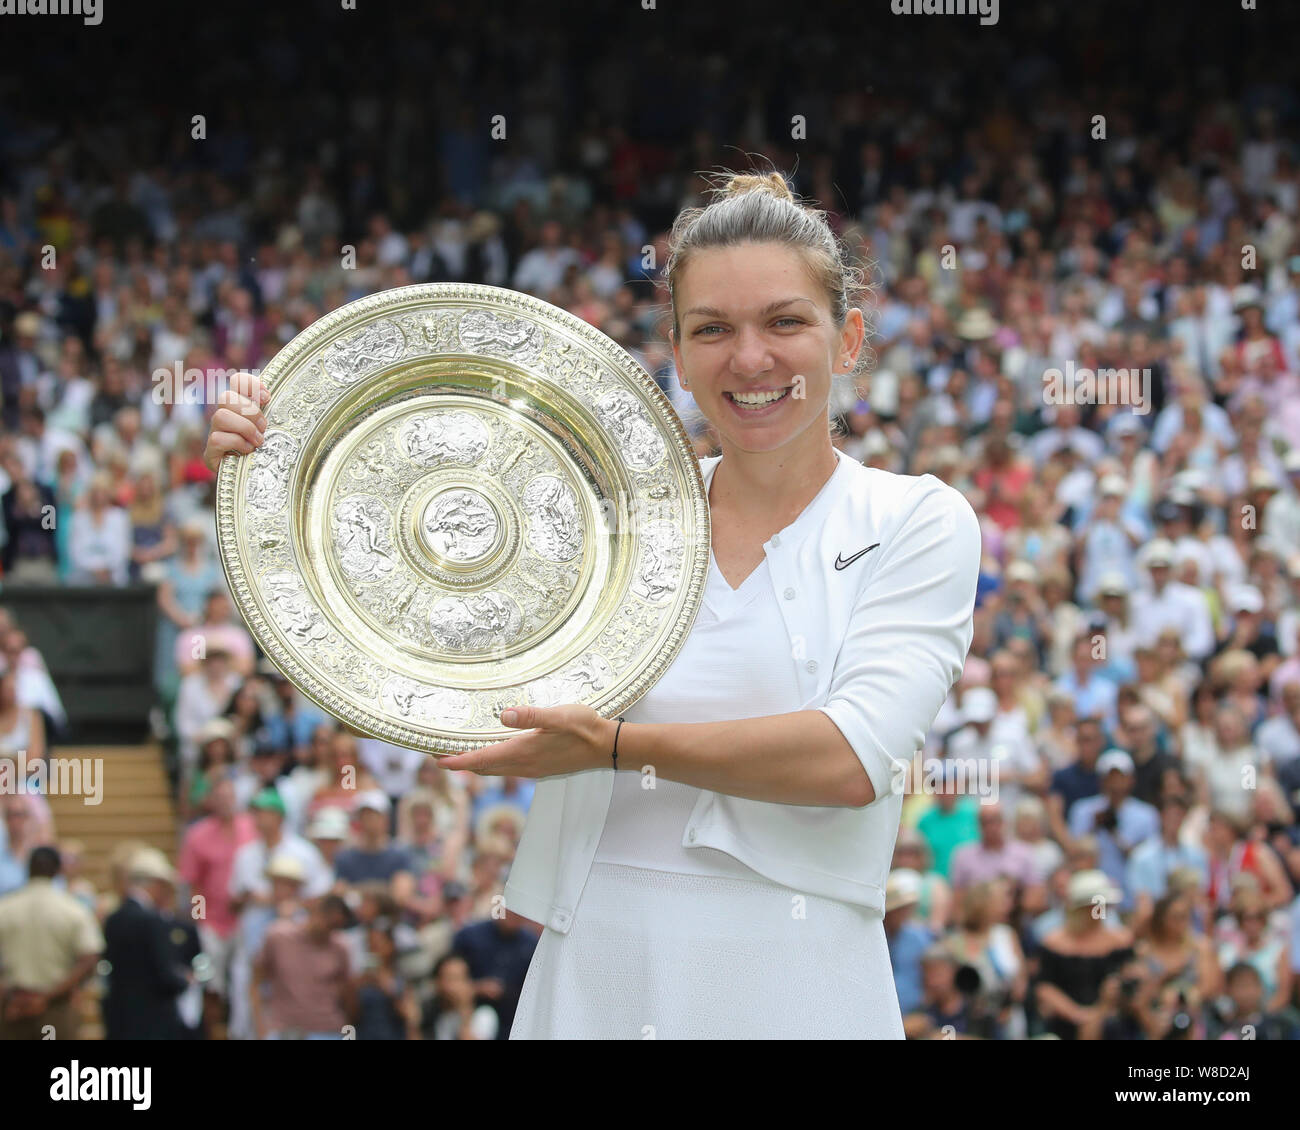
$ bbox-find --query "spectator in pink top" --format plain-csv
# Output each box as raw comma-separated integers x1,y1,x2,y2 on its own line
178,772,256,1036
174,589,256,680
949,802,1043,902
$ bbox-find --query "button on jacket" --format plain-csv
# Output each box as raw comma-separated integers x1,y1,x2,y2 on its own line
503,448,981,934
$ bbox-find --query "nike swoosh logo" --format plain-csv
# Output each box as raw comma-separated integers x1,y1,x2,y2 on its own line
834,543,880,570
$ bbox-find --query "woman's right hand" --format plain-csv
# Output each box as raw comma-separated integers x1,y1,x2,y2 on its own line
204,372,270,473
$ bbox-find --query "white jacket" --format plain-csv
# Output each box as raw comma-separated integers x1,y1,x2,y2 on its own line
503,448,981,934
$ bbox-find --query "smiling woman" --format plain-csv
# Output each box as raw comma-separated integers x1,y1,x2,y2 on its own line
201,167,980,1040
496,169,981,1039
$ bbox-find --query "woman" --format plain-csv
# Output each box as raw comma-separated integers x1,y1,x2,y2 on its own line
1034,870,1137,1039
66,471,132,585
890,827,951,934
940,878,1027,1039
307,730,378,821
1135,891,1220,1019
1001,484,1071,575
0,664,45,764
223,679,272,761
153,517,223,703
182,726,239,823
127,465,176,583
204,171,981,1039
1204,810,1293,913
355,918,420,1040
421,952,499,1040
1215,888,1292,1013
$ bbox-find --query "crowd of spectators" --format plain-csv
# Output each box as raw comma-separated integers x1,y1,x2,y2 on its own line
1,3,1299,1039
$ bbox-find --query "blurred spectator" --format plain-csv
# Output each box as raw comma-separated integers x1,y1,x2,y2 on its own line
1033,870,1136,1039
252,893,355,1040
227,789,332,1039
178,772,256,1037
101,848,192,1040
1067,750,1160,908
884,869,933,1017
421,951,498,1040
0,845,103,1040
446,908,539,1039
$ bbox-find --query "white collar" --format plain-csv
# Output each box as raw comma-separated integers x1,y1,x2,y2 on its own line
701,447,855,546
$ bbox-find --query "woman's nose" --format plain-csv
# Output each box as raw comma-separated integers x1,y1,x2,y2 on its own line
728,326,774,376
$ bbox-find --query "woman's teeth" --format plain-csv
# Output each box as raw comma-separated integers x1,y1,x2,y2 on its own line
726,387,791,408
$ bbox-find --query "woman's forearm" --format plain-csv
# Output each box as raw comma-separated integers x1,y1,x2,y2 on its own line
616,710,873,808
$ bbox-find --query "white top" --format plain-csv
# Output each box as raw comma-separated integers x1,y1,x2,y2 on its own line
592,554,804,879
504,449,982,935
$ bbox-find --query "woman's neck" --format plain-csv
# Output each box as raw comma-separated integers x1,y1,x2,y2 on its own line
710,437,839,524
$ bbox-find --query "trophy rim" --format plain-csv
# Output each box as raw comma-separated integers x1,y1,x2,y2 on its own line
215,282,710,755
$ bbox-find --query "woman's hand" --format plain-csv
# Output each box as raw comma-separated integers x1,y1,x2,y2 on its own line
437,704,618,778
204,372,269,473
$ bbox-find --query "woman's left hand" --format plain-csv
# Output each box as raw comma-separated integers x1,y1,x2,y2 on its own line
436,704,618,777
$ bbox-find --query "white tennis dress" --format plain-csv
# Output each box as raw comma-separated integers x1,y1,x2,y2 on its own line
508,547,904,1040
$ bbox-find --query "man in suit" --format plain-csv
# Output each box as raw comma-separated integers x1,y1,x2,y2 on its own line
102,848,193,1040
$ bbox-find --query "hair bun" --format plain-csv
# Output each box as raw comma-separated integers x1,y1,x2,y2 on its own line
718,171,794,203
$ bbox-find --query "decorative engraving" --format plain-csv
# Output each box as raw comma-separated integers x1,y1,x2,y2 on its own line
593,388,665,470
526,652,615,707
381,677,474,727
523,475,582,562
397,411,490,467
633,520,683,603
429,591,523,653
261,570,330,645
322,320,405,383
421,489,499,562
334,495,397,582
247,432,298,513
457,309,543,364
395,310,457,352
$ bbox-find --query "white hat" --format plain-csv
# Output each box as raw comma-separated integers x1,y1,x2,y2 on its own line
1110,414,1145,437
1099,474,1128,497
885,868,923,911
1005,560,1038,584
1097,748,1136,776
1143,538,1176,567
962,687,998,725
196,717,236,747
1096,571,1129,597
1249,467,1281,492
1233,284,1265,312
355,789,391,815
307,806,351,841
129,848,177,885
1067,869,1122,909
1229,584,1264,614
264,854,306,883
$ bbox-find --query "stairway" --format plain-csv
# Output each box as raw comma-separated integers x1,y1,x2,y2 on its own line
43,743,178,1039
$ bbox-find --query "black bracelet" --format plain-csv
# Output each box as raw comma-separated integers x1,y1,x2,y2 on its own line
611,716,626,771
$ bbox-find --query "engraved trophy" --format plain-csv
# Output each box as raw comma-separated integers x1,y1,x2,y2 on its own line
216,283,710,755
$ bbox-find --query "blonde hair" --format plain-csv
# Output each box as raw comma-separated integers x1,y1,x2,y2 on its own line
664,167,873,435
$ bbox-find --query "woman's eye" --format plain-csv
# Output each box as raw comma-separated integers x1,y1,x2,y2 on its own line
773,317,804,328
693,324,725,336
